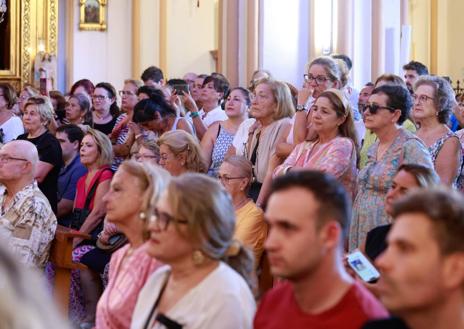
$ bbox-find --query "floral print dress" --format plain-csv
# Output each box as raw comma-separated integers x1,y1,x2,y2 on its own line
349,128,436,251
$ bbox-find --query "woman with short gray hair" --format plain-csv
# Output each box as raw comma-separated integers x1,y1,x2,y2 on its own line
17,96,62,213
413,75,462,186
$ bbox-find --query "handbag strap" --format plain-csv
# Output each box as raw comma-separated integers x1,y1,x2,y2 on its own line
143,274,170,329
83,168,111,210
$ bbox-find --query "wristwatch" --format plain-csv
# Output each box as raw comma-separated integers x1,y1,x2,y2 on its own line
296,104,307,112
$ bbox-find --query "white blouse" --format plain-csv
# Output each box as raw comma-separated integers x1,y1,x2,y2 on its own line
131,262,256,329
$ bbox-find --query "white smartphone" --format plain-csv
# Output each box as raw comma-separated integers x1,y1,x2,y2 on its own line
347,250,380,283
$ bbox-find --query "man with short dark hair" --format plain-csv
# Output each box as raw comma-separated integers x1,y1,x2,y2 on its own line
402,60,429,94
0,140,57,268
363,188,464,329
254,171,387,329
141,65,164,87
56,124,87,226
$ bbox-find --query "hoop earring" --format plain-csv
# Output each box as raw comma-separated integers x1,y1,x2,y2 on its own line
192,250,205,266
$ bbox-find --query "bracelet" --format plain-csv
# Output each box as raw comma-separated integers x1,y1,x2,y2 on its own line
190,111,200,119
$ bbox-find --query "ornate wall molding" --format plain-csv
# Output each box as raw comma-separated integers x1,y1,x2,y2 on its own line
21,0,32,84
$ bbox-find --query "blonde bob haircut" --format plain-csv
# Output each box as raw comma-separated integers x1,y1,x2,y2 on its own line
24,96,55,126
254,78,295,120
157,130,206,173
118,161,170,230
166,173,256,291
84,128,113,167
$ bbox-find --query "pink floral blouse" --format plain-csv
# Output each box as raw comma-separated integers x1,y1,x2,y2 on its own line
274,137,357,196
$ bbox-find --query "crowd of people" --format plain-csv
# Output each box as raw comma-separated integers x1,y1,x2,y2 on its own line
0,56,463,329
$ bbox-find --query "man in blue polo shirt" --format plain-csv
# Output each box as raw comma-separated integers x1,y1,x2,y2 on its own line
56,124,87,226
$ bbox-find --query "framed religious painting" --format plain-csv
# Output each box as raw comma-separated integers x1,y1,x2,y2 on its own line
79,0,107,31
0,0,20,89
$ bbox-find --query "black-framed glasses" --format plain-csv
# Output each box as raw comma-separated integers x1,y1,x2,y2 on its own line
149,207,189,231
217,174,246,184
303,74,329,85
412,94,434,104
0,155,29,163
362,104,397,115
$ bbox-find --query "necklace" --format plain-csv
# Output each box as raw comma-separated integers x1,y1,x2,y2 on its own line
234,197,250,210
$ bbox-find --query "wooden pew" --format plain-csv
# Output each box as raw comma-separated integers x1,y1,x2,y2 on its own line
49,225,90,315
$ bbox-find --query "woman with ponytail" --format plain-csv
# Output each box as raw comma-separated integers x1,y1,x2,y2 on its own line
131,173,256,329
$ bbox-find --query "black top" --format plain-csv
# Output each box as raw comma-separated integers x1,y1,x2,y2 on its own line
365,224,391,261
92,116,117,135
17,131,63,214
362,318,410,329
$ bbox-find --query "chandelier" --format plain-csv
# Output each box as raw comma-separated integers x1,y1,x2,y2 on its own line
0,0,6,24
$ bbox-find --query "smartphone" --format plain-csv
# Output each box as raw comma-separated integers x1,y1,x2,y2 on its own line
347,250,380,283
172,83,189,96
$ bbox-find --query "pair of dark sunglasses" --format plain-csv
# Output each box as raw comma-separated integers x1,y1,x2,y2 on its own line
362,104,397,115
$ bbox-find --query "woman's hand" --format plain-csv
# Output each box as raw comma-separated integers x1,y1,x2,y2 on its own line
297,85,314,107
128,121,141,136
182,91,199,113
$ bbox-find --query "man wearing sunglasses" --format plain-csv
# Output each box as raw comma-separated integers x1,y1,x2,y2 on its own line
0,140,57,268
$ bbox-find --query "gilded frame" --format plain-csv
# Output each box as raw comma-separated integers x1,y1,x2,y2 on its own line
0,0,20,89
79,0,107,31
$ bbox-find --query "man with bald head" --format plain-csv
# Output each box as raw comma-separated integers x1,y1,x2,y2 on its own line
0,140,57,268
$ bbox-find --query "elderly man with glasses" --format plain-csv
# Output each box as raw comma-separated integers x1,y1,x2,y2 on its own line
0,140,57,268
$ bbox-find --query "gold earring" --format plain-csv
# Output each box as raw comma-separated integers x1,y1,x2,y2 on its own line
192,250,205,265
139,212,146,221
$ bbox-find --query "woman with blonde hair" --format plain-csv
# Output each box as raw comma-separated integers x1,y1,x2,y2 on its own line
68,128,113,326
239,78,294,205
274,89,358,196
131,173,256,329
157,130,206,175
96,161,170,329
17,95,63,213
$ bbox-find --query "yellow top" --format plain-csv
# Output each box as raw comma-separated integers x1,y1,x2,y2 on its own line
234,200,268,267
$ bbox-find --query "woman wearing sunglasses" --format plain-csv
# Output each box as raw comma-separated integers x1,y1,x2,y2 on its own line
349,84,436,252
412,75,462,187
131,174,256,329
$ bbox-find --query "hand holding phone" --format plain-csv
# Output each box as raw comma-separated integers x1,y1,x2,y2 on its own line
346,250,380,283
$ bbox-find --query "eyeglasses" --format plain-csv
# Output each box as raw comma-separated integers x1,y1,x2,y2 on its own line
362,104,397,115
217,174,246,184
149,207,189,231
413,94,435,104
92,95,108,101
118,90,136,97
134,153,159,162
0,155,29,163
303,74,329,85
